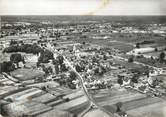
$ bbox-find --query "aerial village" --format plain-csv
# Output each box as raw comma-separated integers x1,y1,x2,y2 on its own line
0,17,166,117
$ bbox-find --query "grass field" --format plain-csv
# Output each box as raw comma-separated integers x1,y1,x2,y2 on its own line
112,58,143,70
74,32,166,53
10,68,45,81
127,101,166,117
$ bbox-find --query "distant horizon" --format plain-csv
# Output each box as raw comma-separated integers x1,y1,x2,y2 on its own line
1,15,166,24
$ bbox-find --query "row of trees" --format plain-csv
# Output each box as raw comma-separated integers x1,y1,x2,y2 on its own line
3,43,43,54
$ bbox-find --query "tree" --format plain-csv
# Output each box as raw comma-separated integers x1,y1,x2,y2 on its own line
55,64,59,74
145,70,150,77
10,40,17,45
41,65,49,75
53,43,57,47
0,61,15,73
115,102,123,112
38,50,54,63
136,43,140,48
10,54,25,68
128,57,134,63
75,64,82,72
5,98,13,102
117,75,123,85
82,41,86,45
57,55,64,65
131,75,138,83
69,71,77,81
65,71,77,89
103,55,107,60
155,48,158,52
159,52,165,62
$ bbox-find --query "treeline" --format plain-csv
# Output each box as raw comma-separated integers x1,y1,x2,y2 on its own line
3,43,43,54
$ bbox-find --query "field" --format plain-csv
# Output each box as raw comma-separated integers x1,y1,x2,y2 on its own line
112,58,145,70
74,32,166,53
10,68,45,81
127,101,166,117
90,87,166,117
75,38,134,53
121,53,166,68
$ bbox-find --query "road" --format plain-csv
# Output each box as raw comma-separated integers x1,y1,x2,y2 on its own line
48,47,116,117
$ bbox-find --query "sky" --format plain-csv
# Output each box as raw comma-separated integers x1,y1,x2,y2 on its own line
0,0,166,15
